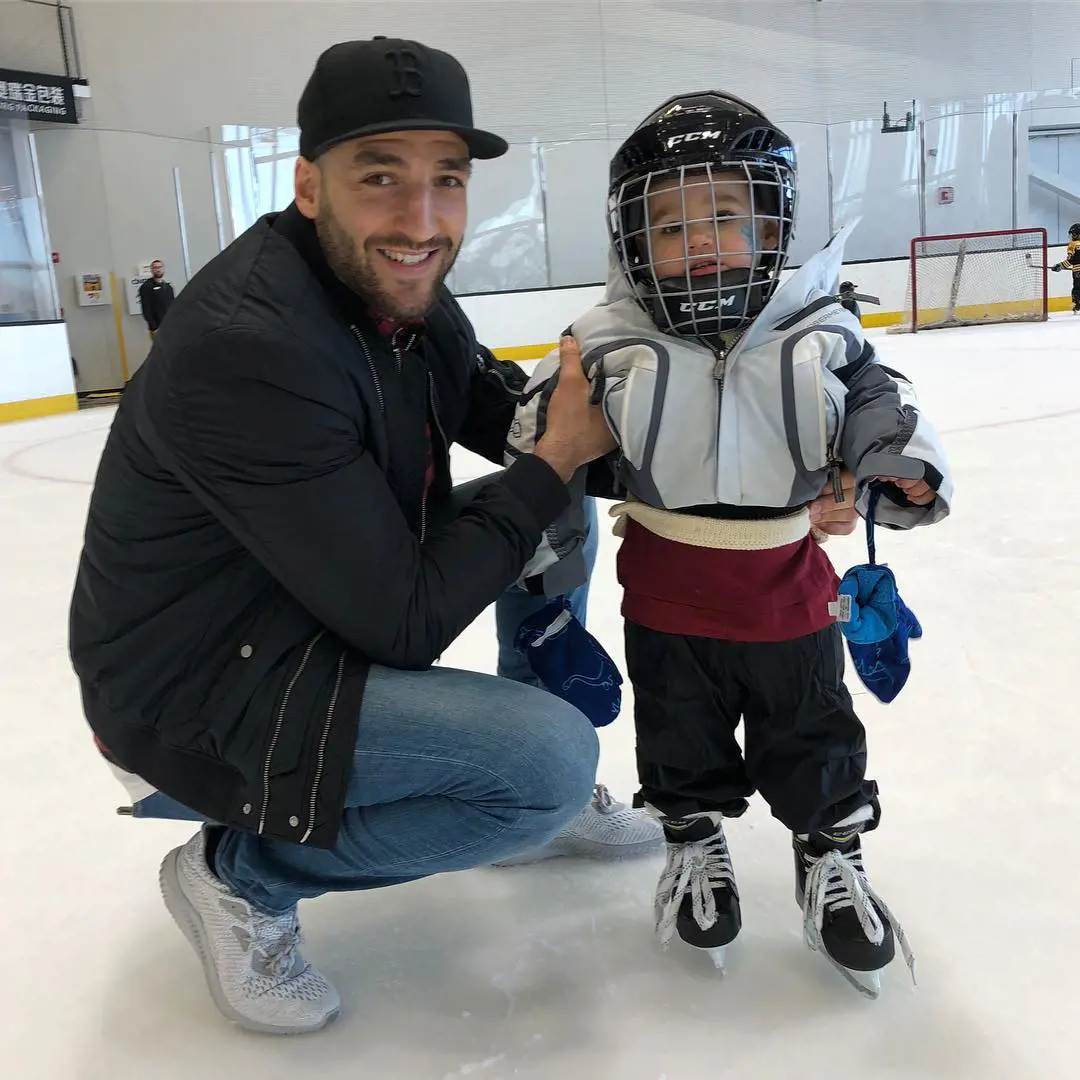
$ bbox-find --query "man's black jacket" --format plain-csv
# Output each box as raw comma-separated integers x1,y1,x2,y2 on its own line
138,276,175,332
69,204,573,849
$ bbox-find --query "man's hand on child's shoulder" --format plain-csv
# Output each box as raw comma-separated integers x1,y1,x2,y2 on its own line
534,336,617,483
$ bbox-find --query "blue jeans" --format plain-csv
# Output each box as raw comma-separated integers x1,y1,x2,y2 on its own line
215,665,599,914
495,497,599,687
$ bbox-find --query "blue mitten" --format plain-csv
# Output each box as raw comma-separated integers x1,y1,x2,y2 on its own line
835,488,923,703
836,564,900,645
846,595,923,704
515,598,622,727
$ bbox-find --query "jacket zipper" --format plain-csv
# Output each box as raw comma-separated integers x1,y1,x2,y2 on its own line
351,325,385,414
392,326,405,373
258,326,419,840
811,363,845,502
892,404,918,454
386,328,433,541
421,370,449,546
482,353,523,397
712,327,748,501
394,328,433,543
258,629,325,835
355,324,432,541
299,649,346,844
827,406,846,502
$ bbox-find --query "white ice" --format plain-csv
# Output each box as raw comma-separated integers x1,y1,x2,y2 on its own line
3,316,1079,1080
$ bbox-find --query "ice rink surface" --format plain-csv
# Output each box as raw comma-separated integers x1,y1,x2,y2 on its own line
3,316,1079,1079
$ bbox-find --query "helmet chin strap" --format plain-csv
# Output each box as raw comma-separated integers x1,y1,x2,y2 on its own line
646,265,774,341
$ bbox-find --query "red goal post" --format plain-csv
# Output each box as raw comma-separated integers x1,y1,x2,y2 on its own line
890,227,1048,333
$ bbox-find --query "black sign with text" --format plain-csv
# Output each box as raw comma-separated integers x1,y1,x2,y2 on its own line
0,68,78,125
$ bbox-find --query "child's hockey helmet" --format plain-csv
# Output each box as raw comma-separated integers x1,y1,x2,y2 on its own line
608,91,797,344
1069,222,1080,240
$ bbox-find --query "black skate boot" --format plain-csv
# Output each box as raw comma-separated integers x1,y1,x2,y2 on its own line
793,816,915,998
654,813,741,972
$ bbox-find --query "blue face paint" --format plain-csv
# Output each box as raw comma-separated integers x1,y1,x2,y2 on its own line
739,222,755,254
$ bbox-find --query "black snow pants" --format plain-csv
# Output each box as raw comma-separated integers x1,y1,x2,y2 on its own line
625,620,880,835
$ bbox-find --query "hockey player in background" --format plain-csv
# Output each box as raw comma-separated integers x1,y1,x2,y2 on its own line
508,92,953,997
1051,222,1080,313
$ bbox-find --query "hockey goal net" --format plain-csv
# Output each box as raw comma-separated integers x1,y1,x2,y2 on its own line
890,227,1048,333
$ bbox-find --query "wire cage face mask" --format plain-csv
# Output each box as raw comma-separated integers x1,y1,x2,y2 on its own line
610,159,796,344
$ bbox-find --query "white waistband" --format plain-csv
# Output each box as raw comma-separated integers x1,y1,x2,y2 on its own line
610,499,823,551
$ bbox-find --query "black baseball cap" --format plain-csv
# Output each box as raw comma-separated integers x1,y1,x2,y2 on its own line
298,38,508,162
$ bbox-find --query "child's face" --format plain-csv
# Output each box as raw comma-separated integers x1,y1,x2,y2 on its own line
644,170,779,280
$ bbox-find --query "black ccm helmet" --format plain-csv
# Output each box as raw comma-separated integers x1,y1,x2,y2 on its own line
608,91,797,343
1070,223,1080,240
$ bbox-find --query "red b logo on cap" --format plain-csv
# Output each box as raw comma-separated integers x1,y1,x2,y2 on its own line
385,49,424,99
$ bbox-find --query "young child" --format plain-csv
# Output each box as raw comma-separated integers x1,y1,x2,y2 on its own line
508,91,952,997
1051,222,1080,313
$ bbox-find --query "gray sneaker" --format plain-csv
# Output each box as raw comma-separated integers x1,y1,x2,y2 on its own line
493,784,664,866
159,826,340,1034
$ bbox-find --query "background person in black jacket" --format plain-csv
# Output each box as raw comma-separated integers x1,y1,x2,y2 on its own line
69,38,614,1035
137,259,175,337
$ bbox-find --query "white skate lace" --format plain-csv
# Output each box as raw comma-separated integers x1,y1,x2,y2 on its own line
655,825,734,947
802,847,916,984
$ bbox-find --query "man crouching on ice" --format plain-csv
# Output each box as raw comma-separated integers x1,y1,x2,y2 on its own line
507,91,953,997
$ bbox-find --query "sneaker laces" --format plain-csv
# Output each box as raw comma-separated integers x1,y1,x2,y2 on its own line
586,784,643,828
591,781,630,812
800,845,916,984
590,784,616,812
245,907,306,981
655,822,734,947
558,784,661,850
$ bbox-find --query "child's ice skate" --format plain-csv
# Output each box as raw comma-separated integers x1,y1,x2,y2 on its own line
793,811,915,999
654,812,741,973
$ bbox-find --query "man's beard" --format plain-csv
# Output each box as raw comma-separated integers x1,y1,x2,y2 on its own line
315,202,459,321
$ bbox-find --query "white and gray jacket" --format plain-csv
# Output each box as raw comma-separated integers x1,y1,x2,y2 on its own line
507,223,953,594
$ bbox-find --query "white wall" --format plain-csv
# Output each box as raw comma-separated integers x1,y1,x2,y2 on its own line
31,125,221,391
923,107,1015,239
459,286,606,353
787,124,831,264
53,1,1080,141
0,0,69,75
31,126,117,390
0,321,75,403
1016,93,1080,244
63,0,1080,136
460,243,1075,354
830,120,922,262
8,0,1080,389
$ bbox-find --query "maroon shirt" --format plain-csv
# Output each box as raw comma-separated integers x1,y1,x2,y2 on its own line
616,518,840,643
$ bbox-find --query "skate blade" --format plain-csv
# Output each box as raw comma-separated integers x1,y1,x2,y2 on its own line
821,952,881,999
704,946,727,974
